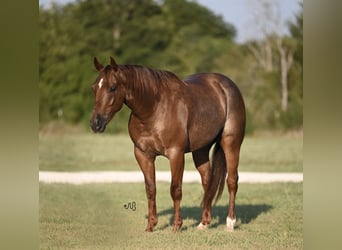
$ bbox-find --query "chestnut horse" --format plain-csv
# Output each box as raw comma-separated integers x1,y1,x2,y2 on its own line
90,57,245,232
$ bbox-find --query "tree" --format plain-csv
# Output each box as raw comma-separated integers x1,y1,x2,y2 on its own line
245,0,301,113
39,0,237,131
244,0,281,72
276,37,295,112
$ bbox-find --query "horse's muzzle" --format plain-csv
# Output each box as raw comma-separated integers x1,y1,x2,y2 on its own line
90,115,107,133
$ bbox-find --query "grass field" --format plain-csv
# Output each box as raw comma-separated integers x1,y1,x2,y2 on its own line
39,129,302,249
39,132,302,172
40,182,302,249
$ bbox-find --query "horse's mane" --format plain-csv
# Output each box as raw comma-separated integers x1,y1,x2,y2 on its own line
117,64,183,98
119,65,179,84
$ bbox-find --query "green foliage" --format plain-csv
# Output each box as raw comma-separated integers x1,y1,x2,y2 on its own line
39,0,302,133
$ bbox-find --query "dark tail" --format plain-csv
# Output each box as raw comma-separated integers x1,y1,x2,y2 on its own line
201,142,227,208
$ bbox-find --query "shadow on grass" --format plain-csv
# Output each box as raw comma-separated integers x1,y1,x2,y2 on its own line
155,204,273,231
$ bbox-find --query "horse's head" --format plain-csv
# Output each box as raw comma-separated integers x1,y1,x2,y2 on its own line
90,57,125,133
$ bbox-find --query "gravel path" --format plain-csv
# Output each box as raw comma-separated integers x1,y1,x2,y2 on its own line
39,171,303,185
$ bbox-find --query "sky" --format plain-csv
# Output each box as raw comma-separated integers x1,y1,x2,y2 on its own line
39,0,302,43
195,0,302,43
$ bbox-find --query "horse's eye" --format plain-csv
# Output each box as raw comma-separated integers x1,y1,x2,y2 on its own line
109,86,116,93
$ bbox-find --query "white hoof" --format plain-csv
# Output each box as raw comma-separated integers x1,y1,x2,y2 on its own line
226,217,236,232
197,222,208,230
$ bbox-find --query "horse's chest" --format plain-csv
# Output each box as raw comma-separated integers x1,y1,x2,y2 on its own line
135,135,164,155
128,119,167,156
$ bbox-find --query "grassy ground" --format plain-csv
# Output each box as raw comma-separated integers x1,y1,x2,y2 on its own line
39,128,303,249
40,182,303,249
39,132,302,172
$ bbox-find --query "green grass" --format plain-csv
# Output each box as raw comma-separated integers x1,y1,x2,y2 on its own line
39,132,302,172
40,182,303,249
39,130,303,248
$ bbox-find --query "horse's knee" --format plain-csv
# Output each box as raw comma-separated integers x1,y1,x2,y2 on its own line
145,183,156,200
227,174,238,191
170,183,182,200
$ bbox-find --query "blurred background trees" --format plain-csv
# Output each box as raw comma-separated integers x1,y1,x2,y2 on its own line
39,0,302,134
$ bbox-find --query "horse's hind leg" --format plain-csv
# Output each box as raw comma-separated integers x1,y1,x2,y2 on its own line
220,133,243,231
192,145,211,229
192,145,211,192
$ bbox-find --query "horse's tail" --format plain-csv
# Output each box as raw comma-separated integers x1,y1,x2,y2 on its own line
201,141,227,208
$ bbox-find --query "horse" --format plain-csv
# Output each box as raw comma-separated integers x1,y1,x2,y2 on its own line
90,57,246,232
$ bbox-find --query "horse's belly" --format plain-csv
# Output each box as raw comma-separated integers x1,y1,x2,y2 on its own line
184,77,227,151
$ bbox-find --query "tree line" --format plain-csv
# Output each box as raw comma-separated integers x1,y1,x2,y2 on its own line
39,0,302,134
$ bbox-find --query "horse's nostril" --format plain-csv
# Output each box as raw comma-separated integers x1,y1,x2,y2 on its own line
95,118,100,127
95,117,103,130
91,115,106,133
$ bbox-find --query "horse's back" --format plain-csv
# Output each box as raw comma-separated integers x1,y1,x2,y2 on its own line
183,73,245,115
184,73,242,100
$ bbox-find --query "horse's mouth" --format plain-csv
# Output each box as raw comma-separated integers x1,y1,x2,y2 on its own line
90,115,107,133
93,124,106,133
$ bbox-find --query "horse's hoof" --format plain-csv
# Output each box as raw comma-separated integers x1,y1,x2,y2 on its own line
197,222,208,230
226,217,236,232
172,224,182,232
145,227,154,232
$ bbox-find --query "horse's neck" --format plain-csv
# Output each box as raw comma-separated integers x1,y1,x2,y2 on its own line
123,66,160,119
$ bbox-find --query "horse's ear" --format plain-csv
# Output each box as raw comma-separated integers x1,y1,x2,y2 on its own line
94,57,104,72
110,57,118,71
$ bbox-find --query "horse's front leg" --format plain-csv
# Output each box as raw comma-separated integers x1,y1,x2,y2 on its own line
134,146,157,232
168,149,185,232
